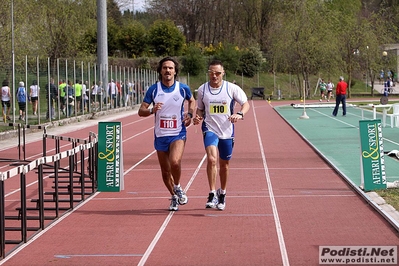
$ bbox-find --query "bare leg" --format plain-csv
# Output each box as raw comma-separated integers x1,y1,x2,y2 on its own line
219,159,229,190
205,145,218,191
168,139,185,187
156,139,186,195
157,150,174,195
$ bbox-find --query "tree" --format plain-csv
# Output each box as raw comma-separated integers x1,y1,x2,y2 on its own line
239,45,263,78
147,19,185,57
181,43,206,76
119,21,147,58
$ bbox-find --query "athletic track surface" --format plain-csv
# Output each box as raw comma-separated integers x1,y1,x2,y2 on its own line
0,99,398,266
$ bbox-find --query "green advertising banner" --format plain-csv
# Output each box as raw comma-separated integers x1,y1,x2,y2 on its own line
359,119,386,191
97,122,124,192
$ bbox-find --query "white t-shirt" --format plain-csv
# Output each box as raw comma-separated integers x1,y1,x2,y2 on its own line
197,81,248,139
30,85,40,97
326,82,334,91
1,86,10,101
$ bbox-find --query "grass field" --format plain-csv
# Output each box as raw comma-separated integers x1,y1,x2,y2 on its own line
376,189,399,211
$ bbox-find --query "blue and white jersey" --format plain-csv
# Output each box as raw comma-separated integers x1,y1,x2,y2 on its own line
197,81,247,139
143,81,192,138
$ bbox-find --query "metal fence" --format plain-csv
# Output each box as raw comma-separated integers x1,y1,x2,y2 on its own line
1,57,158,125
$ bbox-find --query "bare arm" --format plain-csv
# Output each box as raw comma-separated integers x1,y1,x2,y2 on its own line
183,95,196,126
229,101,250,123
138,102,152,117
193,108,204,125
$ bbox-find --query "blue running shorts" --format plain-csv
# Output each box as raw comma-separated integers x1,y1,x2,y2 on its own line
154,131,186,152
203,131,234,160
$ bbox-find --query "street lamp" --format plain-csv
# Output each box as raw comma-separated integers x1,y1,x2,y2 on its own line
383,51,388,81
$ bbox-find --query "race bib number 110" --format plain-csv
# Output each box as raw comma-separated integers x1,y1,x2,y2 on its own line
210,104,228,114
160,119,177,129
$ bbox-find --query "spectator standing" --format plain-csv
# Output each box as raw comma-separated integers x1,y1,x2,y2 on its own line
91,81,99,111
193,60,250,210
2,79,12,121
138,57,195,211
131,81,136,104
122,80,129,107
388,77,393,94
74,80,82,113
379,70,384,84
82,81,89,112
116,80,121,107
64,80,75,117
59,80,67,115
332,76,347,117
108,79,116,108
16,81,27,121
45,78,58,119
29,80,40,116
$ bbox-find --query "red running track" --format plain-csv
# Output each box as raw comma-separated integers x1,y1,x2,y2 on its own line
1,100,398,266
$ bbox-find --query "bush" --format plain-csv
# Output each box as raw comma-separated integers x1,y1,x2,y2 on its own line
212,43,241,74
181,44,206,76
239,46,263,78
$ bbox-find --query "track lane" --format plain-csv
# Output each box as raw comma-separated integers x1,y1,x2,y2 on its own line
1,102,399,265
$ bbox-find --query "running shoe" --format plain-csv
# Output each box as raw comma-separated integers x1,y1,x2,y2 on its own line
174,186,188,205
205,192,218,209
216,188,226,211
169,195,179,211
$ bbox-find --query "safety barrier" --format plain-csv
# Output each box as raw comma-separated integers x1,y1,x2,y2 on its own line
0,123,48,164
0,127,98,260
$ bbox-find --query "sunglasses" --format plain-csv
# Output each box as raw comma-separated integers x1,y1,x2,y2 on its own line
208,70,223,76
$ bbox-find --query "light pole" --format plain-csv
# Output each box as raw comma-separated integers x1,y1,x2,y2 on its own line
383,50,388,77
365,46,369,91
383,51,388,97
11,0,15,123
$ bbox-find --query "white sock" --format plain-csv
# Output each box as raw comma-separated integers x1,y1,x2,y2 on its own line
210,190,216,194
174,184,181,190
220,189,226,195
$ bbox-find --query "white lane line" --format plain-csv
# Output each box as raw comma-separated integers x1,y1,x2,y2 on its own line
54,254,143,258
92,194,356,201
0,123,158,264
252,102,290,266
137,154,207,266
0,191,100,265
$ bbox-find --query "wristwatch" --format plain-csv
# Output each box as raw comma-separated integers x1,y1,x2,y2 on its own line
187,112,193,118
237,112,244,118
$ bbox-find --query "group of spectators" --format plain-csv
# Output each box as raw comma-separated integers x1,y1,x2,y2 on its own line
1,78,138,122
1,79,40,121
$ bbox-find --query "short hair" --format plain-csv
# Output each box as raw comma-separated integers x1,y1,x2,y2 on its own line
157,57,179,81
209,59,224,69
2,79,9,87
